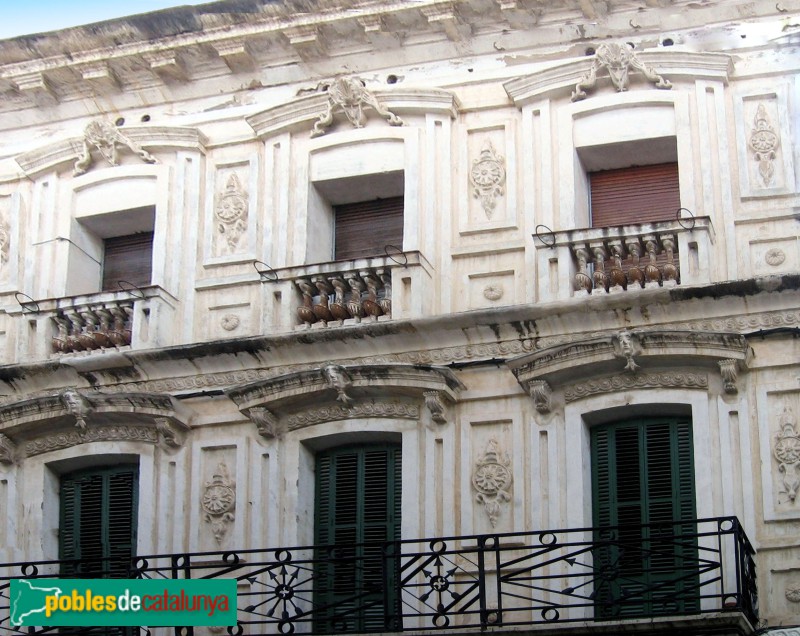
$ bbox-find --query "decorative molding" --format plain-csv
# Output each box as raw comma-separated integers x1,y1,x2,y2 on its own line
215,173,248,251
0,433,16,464
310,77,402,138
201,462,236,545
571,43,671,101
564,373,708,402
524,380,552,413
469,140,506,218
73,120,157,176
774,405,800,504
766,248,787,267
472,438,512,527
423,391,448,423
285,402,419,431
718,359,739,394
247,407,278,439
25,425,158,457
155,417,187,448
749,103,779,188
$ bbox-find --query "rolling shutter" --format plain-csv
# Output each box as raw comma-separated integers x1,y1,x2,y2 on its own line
591,418,697,617
314,444,402,632
334,197,404,261
102,232,154,291
60,465,138,579
590,163,680,228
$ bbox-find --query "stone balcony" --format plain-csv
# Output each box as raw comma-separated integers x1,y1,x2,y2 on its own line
535,217,715,302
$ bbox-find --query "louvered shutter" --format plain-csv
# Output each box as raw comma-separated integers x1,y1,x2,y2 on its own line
60,465,138,579
314,445,401,632
102,232,154,291
590,163,680,228
334,197,404,261
591,418,697,618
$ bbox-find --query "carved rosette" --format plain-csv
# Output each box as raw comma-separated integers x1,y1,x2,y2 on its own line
766,248,786,267
202,462,236,544
774,406,800,504
469,140,506,218
571,43,671,102
311,77,403,138
215,174,248,251
787,585,800,603
73,120,157,176
749,103,779,187
472,439,512,527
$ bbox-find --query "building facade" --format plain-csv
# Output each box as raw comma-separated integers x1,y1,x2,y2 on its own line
0,0,798,633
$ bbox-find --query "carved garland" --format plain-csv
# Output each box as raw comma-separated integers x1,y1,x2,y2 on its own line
472,438,513,527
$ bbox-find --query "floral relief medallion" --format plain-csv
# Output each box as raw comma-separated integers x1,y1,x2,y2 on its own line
202,462,236,544
470,140,506,218
765,248,786,267
472,438,513,527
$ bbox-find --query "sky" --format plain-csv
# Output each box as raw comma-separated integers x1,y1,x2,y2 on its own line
0,1,213,39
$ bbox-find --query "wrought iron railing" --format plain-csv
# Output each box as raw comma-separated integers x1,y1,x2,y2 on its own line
0,517,757,635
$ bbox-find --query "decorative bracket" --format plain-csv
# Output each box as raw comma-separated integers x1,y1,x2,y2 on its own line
718,359,739,394
423,390,448,423
524,379,552,414
0,433,16,464
571,43,671,102
248,407,279,439
155,417,188,448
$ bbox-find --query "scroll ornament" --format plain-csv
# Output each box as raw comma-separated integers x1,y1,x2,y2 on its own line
73,120,156,176
472,438,513,527
311,77,403,138
202,462,236,544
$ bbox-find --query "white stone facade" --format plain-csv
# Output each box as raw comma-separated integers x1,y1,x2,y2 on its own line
0,0,798,633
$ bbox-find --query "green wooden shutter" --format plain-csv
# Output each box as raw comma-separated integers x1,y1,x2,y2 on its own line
591,418,697,617
60,465,138,578
314,444,401,632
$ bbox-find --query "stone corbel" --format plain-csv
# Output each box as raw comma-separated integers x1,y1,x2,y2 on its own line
523,380,552,414
247,407,279,439
0,433,16,464
213,38,256,73
718,359,740,394
423,390,448,423
155,417,189,448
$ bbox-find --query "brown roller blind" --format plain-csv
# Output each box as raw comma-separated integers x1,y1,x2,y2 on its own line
590,163,680,228
334,197,404,261
102,232,154,291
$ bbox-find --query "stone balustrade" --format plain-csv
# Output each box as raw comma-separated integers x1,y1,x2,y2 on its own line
295,266,392,327
534,217,715,301
52,300,133,354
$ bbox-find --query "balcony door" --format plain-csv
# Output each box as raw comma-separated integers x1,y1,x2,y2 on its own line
59,464,138,578
591,417,698,618
314,444,401,632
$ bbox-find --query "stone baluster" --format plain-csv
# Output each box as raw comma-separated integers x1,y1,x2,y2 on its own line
312,277,334,323
360,270,384,318
660,234,678,286
625,237,645,289
108,304,131,346
296,279,317,325
591,243,609,293
95,308,114,346
81,308,112,348
121,304,134,346
329,276,351,321
643,236,661,287
345,273,366,320
607,240,626,292
378,269,392,316
52,316,70,353
573,245,593,294
64,310,92,351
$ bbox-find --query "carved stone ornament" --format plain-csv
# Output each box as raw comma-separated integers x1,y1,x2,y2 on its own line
787,584,800,603
215,174,248,250
424,390,448,423
0,433,16,464
248,407,278,438
155,417,186,448
612,331,641,373
310,76,403,138
749,103,780,187
221,313,240,331
483,284,504,301
469,140,506,218
718,359,739,394
766,248,786,267
322,364,355,406
60,388,93,429
774,405,800,504
202,462,236,545
73,120,157,176
525,380,552,414
472,438,513,527
571,43,671,102
564,372,708,402
0,217,9,265
25,426,158,457
285,402,419,431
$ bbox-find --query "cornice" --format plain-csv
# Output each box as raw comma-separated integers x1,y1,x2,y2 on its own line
15,125,208,178
504,52,733,106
